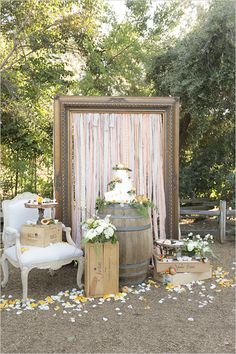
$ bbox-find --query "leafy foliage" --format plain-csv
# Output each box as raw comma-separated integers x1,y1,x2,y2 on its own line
1,0,233,206
150,0,235,204
0,0,104,198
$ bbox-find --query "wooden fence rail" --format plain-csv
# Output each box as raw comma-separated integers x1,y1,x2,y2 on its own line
180,200,235,243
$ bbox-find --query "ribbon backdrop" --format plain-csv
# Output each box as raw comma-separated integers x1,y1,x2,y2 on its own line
71,112,166,246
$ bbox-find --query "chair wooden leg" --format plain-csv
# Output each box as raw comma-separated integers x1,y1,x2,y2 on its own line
1,255,9,287
77,257,84,289
21,267,30,301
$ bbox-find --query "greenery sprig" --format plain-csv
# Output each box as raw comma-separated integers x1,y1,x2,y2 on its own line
95,196,157,217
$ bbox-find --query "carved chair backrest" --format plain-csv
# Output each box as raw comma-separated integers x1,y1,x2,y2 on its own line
2,192,38,246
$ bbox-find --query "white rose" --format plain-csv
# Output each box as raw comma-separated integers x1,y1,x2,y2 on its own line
187,241,195,252
95,226,104,235
86,218,94,225
85,229,97,240
99,221,108,228
104,227,114,239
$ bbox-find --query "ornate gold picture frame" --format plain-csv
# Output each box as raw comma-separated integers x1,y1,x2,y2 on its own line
54,96,180,239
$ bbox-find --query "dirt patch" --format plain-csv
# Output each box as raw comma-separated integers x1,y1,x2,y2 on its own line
1,241,235,354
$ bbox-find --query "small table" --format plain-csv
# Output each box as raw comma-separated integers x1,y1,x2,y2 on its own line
24,202,58,224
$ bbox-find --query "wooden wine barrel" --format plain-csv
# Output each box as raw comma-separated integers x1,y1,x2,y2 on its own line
98,204,153,285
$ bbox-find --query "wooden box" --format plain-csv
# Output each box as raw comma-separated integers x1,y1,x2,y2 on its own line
154,268,212,286
85,242,119,297
20,223,62,247
154,258,211,273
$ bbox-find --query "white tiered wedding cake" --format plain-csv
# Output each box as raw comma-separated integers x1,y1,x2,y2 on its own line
104,163,135,203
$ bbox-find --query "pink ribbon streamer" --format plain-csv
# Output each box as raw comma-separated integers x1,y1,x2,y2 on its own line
71,112,166,244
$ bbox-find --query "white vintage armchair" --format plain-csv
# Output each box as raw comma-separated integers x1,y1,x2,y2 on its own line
1,192,84,301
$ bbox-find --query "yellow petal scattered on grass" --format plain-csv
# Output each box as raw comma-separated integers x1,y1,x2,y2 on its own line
0,301,8,309
8,300,17,305
45,296,54,304
54,306,60,311
219,279,234,287
74,296,87,303
38,300,47,305
165,283,175,290
147,280,157,286
29,303,38,308
114,292,125,300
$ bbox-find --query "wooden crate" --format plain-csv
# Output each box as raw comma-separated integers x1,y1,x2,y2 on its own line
20,223,62,247
85,242,119,297
154,268,212,286
154,258,211,273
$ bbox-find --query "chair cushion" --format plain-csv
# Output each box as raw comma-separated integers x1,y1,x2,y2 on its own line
5,242,83,267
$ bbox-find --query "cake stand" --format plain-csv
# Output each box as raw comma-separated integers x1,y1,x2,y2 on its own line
24,202,58,225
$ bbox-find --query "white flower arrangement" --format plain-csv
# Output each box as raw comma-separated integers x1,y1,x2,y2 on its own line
182,233,215,259
82,215,117,244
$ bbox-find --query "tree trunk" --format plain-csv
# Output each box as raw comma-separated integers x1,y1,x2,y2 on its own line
180,112,192,150
34,154,37,193
14,151,19,196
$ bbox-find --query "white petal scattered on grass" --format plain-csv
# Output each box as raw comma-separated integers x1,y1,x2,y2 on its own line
188,299,192,302
173,297,177,300
83,310,88,313
188,317,194,321
16,311,22,315
39,305,50,310
115,308,120,311
117,312,122,315
103,317,108,321
207,295,214,300
78,314,82,317
92,305,97,308
210,284,216,289
70,317,75,322
127,305,133,309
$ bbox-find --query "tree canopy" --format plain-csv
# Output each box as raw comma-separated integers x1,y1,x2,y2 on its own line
1,0,235,205
150,0,235,203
